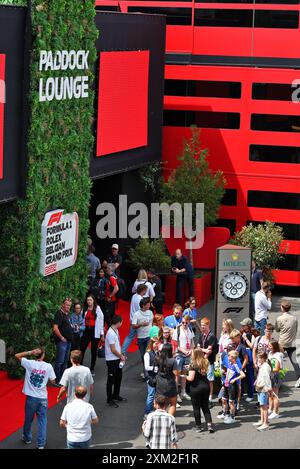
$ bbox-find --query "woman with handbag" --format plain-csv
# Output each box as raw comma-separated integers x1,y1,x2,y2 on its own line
155,343,178,416
80,294,104,377
144,338,160,418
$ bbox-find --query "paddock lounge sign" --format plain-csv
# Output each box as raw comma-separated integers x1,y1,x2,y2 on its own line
39,50,90,102
40,209,79,276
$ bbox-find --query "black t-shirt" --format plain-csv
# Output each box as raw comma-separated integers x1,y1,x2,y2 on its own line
54,310,73,342
171,255,193,277
236,343,248,368
151,275,162,300
106,253,122,276
198,331,218,365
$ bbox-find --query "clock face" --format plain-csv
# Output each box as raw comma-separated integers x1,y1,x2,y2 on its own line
220,271,248,301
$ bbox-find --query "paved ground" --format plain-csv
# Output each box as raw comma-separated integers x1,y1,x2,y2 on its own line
1,291,300,450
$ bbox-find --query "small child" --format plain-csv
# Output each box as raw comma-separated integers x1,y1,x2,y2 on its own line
253,351,272,431
222,350,245,424
217,346,242,420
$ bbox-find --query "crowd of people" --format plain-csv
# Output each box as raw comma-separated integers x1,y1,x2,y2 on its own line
13,246,300,449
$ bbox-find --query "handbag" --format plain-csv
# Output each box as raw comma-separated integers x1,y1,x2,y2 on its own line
97,345,105,359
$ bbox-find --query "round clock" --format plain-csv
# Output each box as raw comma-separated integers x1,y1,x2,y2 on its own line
219,271,249,301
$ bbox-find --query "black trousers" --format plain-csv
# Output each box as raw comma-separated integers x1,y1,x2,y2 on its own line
153,298,163,315
190,383,212,427
106,359,122,402
104,301,116,328
176,275,194,305
80,327,99,370
71,333,81,351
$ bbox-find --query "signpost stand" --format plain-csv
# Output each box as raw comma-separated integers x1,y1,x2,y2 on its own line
215,244,252,337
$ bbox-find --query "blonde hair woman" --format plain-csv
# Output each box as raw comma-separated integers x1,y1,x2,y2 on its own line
219,318,235,354
132,269,155,301
186,348,214,433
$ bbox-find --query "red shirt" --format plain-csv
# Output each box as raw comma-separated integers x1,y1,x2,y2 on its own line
85,310,96,328
105,275,118,302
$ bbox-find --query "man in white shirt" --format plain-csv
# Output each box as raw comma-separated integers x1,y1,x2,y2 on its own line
254,282,272,336
132,298,153,373
122,284,148,355
60,386,98,449
15,347,56,449
105,315,127,408
57,350,94,403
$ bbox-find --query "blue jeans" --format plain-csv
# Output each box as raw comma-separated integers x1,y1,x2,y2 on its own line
67,439,91,449
23,396,48,447
138,337,150,371
54,341,72,383
144,383,156,415
254,318,267,336
121,326,137,354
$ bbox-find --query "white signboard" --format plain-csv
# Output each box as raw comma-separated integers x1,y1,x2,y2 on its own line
40,209,79,277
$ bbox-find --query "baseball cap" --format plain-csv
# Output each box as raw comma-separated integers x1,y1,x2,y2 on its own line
112,244,119,250
240,318,252,326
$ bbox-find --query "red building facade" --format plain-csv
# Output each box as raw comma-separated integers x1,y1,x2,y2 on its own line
95,0,300,286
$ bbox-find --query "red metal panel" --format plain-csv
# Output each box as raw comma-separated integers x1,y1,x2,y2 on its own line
193,27,253,56
96,50,149,156
0,54,5,180
253,29,300,59
166,26,193,53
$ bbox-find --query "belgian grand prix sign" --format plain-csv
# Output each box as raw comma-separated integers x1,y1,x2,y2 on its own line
40,209,79,276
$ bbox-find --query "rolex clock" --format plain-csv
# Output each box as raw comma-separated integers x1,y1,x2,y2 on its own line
220,271,249,301
215,245,251,337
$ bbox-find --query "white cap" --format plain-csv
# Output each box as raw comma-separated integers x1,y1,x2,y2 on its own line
112,244,119,250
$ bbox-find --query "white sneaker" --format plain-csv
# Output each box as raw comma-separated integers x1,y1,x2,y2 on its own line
176,402,181,409
224,415,235,424
245,397,254,402
180,392,191,401
294,378,300,388
177,394,182,403
217,413,226,419
253,420,263,426
257,424,269,431
268,412,279,420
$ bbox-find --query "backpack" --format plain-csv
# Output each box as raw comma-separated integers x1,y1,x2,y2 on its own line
109,276,126,299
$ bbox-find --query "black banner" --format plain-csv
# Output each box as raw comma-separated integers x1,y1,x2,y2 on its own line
0,5,29,203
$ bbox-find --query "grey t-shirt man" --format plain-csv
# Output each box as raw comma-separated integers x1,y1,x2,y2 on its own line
132,309,153,339
60,365,94,403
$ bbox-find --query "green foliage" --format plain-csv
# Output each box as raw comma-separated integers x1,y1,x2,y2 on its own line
160,127,226,228
139,161,164,201
127,238,171,273
231,221,286,269
0,1,26,6
0,0,98,377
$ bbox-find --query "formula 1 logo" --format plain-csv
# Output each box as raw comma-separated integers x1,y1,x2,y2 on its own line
223,307,244,314
47,211,63,226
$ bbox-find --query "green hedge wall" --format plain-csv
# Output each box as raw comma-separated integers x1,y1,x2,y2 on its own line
0,0,98,377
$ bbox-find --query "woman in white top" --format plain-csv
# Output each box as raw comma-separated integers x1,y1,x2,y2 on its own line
219,318,235,355
268,340,283,420
80,295,104,376
132,269,155,301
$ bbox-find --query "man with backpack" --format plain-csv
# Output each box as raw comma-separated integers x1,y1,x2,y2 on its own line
104,266,119,327
198,317,219,407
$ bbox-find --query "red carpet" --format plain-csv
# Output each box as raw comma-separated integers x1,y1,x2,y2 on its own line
0,300,173,442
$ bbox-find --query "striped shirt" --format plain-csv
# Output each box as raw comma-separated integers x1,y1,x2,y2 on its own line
143,409,178,449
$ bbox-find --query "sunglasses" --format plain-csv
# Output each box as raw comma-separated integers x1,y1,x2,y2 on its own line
182,322,189,325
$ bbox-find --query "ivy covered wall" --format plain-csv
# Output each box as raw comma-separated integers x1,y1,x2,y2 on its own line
0,0,98,377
